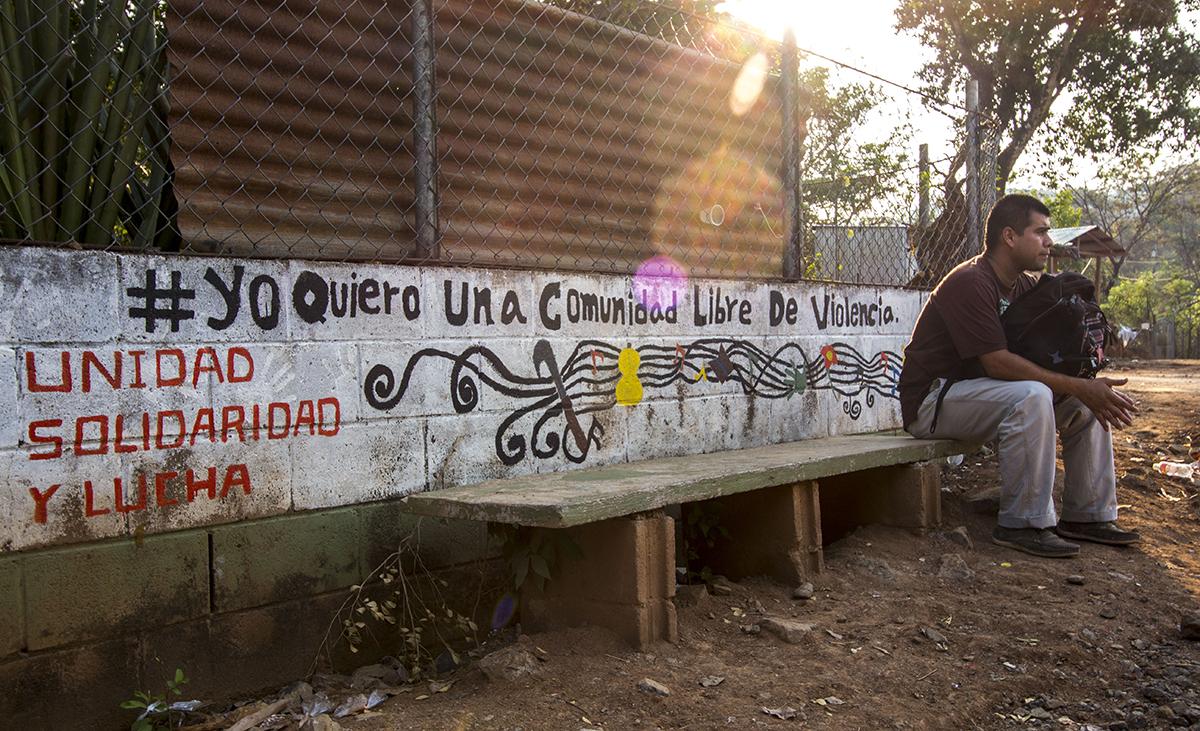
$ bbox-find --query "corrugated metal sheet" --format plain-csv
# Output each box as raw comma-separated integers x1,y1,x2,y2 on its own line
167,0,786,275
167,0,417,259
434,0,785,277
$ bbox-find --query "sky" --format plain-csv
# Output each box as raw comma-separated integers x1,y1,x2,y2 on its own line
716,0,962,181
717,0,924,73
715,0,1200,191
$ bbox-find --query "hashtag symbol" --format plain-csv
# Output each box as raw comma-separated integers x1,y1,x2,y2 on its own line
126,269,196,333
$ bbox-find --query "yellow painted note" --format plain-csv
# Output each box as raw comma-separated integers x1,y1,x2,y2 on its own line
615,347,643,406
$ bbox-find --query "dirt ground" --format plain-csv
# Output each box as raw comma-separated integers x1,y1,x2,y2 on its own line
205,360,1200,731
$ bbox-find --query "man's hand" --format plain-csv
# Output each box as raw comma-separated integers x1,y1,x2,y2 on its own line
1072,377,1138,431
978,349,1138,430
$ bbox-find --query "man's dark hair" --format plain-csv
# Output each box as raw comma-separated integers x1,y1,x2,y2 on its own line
984,194,1051,250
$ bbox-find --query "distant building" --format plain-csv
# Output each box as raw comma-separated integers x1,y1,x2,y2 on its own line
812,225,917,286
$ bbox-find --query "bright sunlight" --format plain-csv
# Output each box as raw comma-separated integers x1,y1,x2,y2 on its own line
717,0,916,71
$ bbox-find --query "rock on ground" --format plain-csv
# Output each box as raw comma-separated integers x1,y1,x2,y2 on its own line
792,582,815,600
848,555,898,582
478,645,543,683
937,553,975,581
1181,613,1200,640
761,617,816,644
676,583,710,607
946,526,974,550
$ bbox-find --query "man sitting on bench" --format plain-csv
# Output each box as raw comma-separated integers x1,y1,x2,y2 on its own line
898,193,1139,558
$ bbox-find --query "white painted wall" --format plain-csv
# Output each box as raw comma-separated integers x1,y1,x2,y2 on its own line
0,246,920,551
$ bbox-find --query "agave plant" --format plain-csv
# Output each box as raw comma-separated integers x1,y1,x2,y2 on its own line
0,0,175,249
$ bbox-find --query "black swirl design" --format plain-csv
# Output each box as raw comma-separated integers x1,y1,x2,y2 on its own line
843,400,864,419
364,338,901,462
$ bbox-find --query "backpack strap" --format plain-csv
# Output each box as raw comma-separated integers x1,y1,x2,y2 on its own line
929,377,957,434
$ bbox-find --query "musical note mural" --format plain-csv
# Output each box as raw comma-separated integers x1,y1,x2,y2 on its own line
363,338,901,465
5,245,922,548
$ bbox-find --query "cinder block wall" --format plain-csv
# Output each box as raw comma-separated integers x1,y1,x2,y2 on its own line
0,503,500,731
1,246,918,728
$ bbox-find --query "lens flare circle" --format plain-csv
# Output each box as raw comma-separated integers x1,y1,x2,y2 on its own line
632,255,689,312
491,593,517,631
729,51,769,116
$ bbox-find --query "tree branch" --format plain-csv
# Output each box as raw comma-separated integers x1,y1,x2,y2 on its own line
996,9,1091,182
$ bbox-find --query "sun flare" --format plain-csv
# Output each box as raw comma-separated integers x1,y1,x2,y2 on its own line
717,0,899,60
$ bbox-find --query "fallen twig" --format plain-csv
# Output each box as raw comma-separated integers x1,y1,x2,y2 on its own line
556,696,601,726
1159,486,1185,502
226,696,291,731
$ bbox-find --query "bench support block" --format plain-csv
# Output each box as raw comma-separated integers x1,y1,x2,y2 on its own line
522,511,677,648
685,480,823,584
883,460,942,531
819,461,942,536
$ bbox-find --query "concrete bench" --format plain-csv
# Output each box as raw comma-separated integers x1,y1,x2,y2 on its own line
402,433,969,647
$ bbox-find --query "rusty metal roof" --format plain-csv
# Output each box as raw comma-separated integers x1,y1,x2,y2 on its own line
1049,225,1126,258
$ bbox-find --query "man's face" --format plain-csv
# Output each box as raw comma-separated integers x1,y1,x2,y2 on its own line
1007,212,1053,271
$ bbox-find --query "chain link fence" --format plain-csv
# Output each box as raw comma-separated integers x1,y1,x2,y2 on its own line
2,0,1001,288
1,0,176,250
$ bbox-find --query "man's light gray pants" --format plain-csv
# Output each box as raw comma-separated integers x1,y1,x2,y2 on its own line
906,378,1118,529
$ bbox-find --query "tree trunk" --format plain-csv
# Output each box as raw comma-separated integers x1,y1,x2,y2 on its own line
909,181,969,288
1102,255,1127,298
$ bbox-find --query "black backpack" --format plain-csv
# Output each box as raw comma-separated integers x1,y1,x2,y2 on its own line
1001,272,1111,378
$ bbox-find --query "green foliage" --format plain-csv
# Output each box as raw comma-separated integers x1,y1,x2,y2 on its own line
1045,188,1082,229
119,668,187,731
1104,271,1158,325
896,0,1200,186
1070,157,1200,291
799,69,913,227
1105,268,1199,330
488,524,583,594
801,249,825,280
1105,268,1200,358
1,0,175,247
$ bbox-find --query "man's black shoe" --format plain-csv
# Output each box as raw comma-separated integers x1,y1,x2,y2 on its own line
1055,521,1140,546
991,526,1079,558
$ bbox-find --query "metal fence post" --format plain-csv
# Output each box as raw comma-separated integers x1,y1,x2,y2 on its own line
918,143,930,230
411,0,440,261
780,29,803,280
964,78,980,259
980,127,998,217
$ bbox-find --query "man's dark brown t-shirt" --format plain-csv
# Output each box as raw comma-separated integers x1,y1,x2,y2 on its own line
899,255,1038,427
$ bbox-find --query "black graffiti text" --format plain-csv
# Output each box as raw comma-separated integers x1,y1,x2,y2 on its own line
205,265,281,331
694,286,751,327
538,282,678,331
127,269,195,333
810,293,895,330
292,270,419,325
768,289,803,326
443,280,528,326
